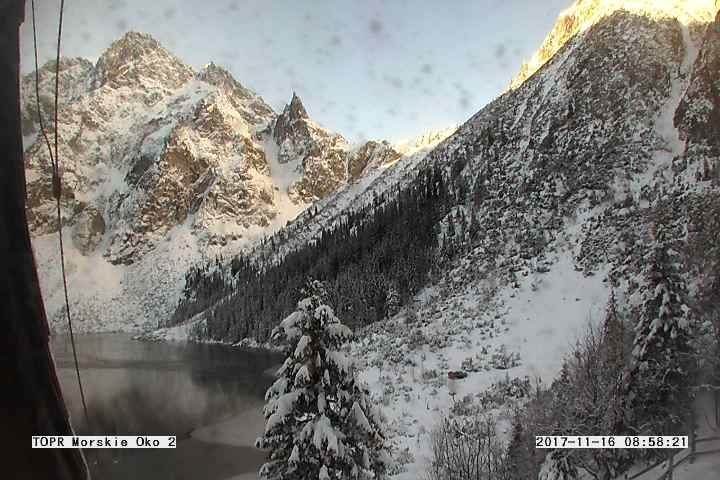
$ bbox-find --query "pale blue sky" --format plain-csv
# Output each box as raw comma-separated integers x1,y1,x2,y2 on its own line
22,0,571,142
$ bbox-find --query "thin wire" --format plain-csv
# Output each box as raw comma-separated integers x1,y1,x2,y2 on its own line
31,0,90,428
31,0,55,172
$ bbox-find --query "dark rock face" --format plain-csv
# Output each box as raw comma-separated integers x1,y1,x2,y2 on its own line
272,92,351,202
676,16,720,162
273,92,311,149
287,92,309,120
292,147,349,201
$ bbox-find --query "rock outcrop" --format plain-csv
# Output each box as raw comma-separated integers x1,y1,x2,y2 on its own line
22,32,411,331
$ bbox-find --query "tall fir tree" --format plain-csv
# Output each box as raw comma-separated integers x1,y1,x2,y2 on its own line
629,229,694,434
256,281,390,480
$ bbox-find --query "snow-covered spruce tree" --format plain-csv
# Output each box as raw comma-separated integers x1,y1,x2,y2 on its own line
628,230,694,435
256,281,390,480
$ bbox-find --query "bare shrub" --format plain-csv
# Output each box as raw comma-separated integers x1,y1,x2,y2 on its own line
427,415,508,480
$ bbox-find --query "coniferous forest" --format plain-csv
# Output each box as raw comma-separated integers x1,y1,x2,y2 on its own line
169,165,457,342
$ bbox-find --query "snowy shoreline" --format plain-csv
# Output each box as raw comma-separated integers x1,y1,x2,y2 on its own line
134,319,285,355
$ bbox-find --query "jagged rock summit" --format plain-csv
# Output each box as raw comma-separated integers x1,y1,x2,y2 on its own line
287,92,309,119
273,93,312,147
271,91,351,200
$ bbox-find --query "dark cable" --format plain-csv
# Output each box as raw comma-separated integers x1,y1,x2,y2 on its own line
53,0,90,429
31,0,91,429
31,0,55,172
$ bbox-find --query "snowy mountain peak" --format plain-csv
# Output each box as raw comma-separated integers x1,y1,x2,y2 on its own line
94,31,194,90
393,125,458,156
197,62,247,93
110,31,163,52
196,62,275,123
23,31,417,332
273,92,316,151
509,0,719,90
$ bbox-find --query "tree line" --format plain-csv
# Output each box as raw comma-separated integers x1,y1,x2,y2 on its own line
168,164,465,342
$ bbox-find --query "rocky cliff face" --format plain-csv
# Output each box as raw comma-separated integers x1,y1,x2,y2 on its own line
25,35,279,264
22,32,408,331
676,9,720,162
272,93,350,201
509,0,718,90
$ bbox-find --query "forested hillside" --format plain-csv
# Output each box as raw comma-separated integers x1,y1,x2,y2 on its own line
157,4,720,478
170,165,452,341
167,7,720,350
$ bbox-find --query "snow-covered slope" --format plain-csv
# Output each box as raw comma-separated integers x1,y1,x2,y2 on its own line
155,2,720,477
349,249,609,479
353,5,720,476
23,32,413,332
368,4,720,476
